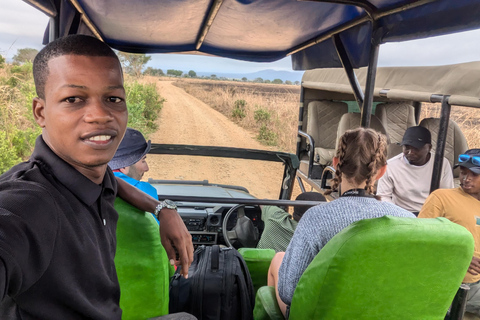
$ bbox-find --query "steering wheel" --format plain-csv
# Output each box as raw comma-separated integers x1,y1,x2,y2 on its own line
222,204,260,248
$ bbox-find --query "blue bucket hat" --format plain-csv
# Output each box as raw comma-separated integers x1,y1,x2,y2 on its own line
108,128,151,170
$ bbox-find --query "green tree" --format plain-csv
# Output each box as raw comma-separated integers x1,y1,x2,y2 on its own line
188,70,197,77
254,77,263,83
167,69,183,77
144,67,164,76
272,78,283,84
294,81,300,85
0,55,5,67
242,77,248,81
285,80,292,85
12,48,38,65
118,52,152,77
211,74,217,79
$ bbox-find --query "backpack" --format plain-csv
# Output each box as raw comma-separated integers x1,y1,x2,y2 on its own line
169,245,255,320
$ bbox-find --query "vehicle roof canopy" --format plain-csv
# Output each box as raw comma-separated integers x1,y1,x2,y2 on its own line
26,0,480,70
302,61,480,107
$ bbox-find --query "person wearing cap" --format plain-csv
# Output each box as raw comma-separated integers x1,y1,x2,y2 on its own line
377,126,454,214
109,128,157,199
418,149,480,316
257,192,326,253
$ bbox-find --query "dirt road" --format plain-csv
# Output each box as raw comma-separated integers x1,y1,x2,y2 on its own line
143,80,285,199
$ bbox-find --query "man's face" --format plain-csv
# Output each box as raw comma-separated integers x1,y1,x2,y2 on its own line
403,143,431,166
33,55,128,180
459,167,480,198
124,155,149,181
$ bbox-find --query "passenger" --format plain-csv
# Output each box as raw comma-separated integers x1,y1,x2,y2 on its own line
268,128,415,317
257,192,326,252
109,127,159,223
377,126,454,215
0,34,193,319
418,149,480,317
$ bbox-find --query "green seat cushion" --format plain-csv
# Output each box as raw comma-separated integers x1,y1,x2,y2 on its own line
114,198,170,319
239,248,276,294
254,286,285,320
289,216,474,320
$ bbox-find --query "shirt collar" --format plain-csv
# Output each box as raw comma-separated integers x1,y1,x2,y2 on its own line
31,136,117,206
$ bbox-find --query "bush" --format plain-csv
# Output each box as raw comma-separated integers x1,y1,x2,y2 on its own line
232,99,247,119
125,81,165,134
254,107,271,123
257,125,277,146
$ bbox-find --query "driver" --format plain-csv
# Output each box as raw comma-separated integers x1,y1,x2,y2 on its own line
257,192,326,252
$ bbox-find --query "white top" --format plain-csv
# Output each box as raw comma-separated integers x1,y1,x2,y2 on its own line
377,152,454,212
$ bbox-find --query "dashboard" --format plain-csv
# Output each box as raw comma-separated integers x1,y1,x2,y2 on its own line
178,204,264,248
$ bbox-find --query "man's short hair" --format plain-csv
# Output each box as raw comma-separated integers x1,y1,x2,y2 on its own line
33,34,120,99
292,192,326,222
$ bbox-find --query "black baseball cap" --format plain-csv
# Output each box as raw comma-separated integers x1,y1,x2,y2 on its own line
454,149,480,174
401,126,431,149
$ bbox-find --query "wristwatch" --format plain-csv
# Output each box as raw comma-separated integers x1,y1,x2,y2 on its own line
154,199,177,220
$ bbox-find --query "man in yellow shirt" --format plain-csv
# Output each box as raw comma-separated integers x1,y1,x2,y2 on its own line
419,148,480,316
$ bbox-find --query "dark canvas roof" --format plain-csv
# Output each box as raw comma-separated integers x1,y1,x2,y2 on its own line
25,0,480,70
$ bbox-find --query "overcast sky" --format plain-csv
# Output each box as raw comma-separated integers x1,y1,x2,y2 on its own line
1,0,480,74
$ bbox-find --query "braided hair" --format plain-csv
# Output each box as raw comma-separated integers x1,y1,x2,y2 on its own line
325,128,387,196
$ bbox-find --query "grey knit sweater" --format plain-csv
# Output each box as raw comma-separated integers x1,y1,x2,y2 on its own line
277,196,415,305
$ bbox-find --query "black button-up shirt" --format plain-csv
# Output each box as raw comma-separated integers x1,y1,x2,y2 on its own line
0,136,121,319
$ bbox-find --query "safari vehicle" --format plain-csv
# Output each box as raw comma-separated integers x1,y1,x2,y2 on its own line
21,0,480,319
296,62,480,199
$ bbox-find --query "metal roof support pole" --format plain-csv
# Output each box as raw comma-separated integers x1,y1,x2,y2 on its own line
296,86,306,160
360,34,380,128
48,15,59,42
333,34,364,109
430,95,451,192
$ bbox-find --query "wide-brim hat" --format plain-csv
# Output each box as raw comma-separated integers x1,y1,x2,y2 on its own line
400,126,431,149
454,149,480,174
108,128,151,170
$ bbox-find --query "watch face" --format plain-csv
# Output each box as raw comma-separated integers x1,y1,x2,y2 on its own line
164,199,177,209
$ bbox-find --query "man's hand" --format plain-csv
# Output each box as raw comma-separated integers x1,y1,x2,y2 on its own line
158,208,194,278
468,256,480,276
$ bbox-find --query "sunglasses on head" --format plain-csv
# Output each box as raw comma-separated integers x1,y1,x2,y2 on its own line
458,154,480,166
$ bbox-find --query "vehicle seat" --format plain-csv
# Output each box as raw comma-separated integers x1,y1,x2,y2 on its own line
375,102,416,158
305,100,348,165
115,198,171,319
253,216,474,320
419,118,468,179
336,112,390,148
238,248,275,294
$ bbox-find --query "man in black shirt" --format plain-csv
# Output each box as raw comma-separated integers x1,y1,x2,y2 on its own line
0,35,193,319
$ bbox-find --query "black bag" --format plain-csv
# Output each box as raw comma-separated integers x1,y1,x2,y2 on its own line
169,245,255,320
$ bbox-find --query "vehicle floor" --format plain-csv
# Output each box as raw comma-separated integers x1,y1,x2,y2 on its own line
142,79,297,200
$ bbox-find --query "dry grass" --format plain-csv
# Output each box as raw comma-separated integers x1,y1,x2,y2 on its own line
421,103,480,149
173,78,300,152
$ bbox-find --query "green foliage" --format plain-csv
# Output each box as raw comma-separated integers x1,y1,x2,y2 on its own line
210,74,217,79
254,77,263,83
0,55,5,68
144,67,164,76
12,48,38,65
242,77,248,81
0,131,22,174
118,52,152,77
125,81,165,133
232,99,247,119
167,69,183,77
188,70,197,77
272,78,283,84
264,79,271,84
285,80,292,85
254,107,271,123
257,125,277,146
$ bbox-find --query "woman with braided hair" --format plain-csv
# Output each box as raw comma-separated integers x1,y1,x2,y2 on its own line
267,127,415,316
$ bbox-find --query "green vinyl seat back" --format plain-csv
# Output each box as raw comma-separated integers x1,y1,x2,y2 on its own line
254,216,474,320
238,248,276,294
114,198,170,319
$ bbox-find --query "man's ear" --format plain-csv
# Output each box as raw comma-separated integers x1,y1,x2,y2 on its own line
376,164,387,180
332,157,339,170
32,97,46,128
119,167,128,174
